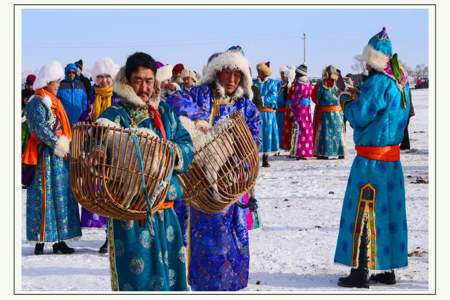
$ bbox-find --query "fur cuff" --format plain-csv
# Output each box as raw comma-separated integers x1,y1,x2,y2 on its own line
362,44,390,72
195,120,211,130
54,135,70,158
95,118,121,128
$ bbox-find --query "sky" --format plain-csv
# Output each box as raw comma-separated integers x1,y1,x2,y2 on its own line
21,7,429,79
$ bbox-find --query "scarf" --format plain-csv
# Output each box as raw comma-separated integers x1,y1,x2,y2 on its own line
148,105,167,142
22,88,72,165
91,86,113,121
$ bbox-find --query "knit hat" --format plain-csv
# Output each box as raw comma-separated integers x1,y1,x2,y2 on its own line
33,61,65,90
256,61,272,77
362,26,393,72
25,74,37,85
156,64,173,83
322,65,339,81
202,50,253,99
75,59,83,70
91,57,120,79
295,64,308,76
172,63,184,76
181,69,198,82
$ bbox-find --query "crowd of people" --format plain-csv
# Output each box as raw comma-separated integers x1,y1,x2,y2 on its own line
21,27,415,291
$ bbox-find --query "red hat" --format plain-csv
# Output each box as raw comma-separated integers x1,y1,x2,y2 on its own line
172,63,185,75
25,74,37,85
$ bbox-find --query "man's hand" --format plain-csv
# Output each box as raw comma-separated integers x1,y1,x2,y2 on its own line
348,87,360,100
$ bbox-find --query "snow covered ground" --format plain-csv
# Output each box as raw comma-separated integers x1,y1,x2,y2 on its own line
20,89,431,293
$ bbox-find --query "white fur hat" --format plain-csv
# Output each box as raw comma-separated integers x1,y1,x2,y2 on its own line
156,64,173,83
202,51,253,99
280,65,296,86
181,69,198,82
33,61,65,90
91,57,120,79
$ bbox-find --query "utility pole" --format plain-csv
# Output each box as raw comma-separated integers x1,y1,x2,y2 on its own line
302,33,307,64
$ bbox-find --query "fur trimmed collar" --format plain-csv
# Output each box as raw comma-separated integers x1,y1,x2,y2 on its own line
113,67,161,109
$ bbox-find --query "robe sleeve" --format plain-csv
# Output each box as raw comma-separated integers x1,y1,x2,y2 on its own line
344,74,389,129
166,89,210,122
263,80,279,108
25,97,59,149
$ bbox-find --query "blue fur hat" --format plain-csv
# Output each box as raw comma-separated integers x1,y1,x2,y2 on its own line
362,27,393,72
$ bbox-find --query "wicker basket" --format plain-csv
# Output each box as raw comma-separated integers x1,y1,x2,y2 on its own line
70,123,174,220
179,112,260,213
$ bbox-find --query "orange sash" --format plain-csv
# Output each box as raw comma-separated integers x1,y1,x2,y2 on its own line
22,88,72,165
260,107,275,113
138,201,175,226
355,145,400,162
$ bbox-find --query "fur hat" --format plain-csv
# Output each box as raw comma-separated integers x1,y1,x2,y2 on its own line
156,64,173,83
202,50,253,99
256,61,272,77
91,57,120,79
181,69,198,82
362,27,392,72
280,65,296,86
322,65,339,81
33,61,65,90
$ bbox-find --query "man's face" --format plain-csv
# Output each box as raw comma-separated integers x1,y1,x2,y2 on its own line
257,70,268,81
280,72,288,83
183,76,194,88
25,83,33,90
96,74,113,88
67,69,77,81
218,68,242,96
47,80,61,95
129,67,155,104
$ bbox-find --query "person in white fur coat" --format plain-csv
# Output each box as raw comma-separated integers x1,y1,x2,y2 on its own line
23,61,82,255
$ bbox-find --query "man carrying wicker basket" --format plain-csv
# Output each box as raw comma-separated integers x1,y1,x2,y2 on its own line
92,52,194,291
166,47,261,291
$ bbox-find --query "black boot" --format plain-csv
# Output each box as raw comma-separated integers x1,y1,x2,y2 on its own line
34,243,44,255
99,238,108,254
262,154,270,167
370,270,396,285
338,218,369,288
52,241,75,254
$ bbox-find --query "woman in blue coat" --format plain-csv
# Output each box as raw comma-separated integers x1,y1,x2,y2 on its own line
334,27,411,288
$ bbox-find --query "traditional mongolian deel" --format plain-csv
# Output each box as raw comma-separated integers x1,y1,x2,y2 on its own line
312,72,345,158
166,49,261,291
98,65,194,291
291,78,314,158
253,77,280,154
24,89,82,243
334,27,411,271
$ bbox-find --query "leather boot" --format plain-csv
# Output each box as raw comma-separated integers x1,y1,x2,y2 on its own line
338,218,369,288
52,241,75,254
262,154,270,167
34,243,44,255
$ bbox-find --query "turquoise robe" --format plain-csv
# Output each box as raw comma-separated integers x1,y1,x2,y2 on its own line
25,96,82,242
253,78,280,153
334,72,411,270
99,100,194,291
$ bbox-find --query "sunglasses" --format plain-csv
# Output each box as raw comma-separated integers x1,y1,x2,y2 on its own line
67,71,76,75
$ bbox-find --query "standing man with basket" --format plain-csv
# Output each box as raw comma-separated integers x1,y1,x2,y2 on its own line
94,52,194,291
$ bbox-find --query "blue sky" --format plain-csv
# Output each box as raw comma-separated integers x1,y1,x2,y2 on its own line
21,8,429,79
